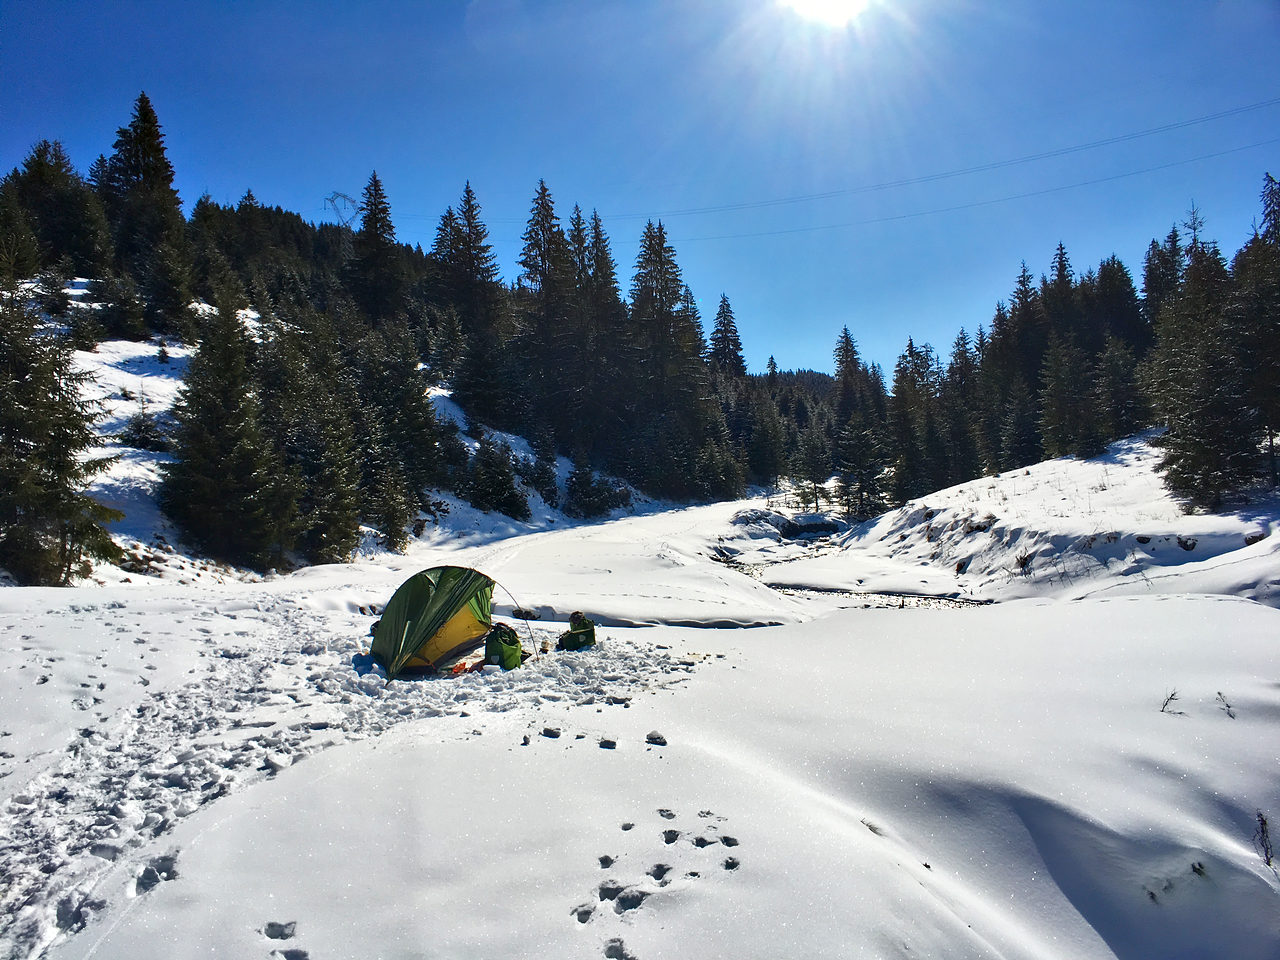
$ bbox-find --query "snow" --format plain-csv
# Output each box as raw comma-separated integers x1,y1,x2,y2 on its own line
0,340,1277,959
759,434,1280,608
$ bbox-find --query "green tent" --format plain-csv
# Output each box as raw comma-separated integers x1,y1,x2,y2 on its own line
371,566,495,681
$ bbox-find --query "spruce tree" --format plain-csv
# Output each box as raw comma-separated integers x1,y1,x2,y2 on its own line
628,221,719,497
791,428,831,512
468,432,530,520
357,320,441,503
0,276,122,583
1041,243,1084,349
583,210,634,466
834,415,886,519
566,457,613,518
1229,174,1280,486
348,171,405,324
1142,225,1184,332
832,326,865,424
255,308,361,564
745,388,785,485
1039,333,1099,458
940,329,981,485
94,92,192,334
1000,377,1041,469
0,186,42,279
514,180,575,437
449,183,514,426
4,140,112,277
1095,254,1147,355
161,282,295,567
1147,225,1258,508
708,294,747,377
1091,335,1141,444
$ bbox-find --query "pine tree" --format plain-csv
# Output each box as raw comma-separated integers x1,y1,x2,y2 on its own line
161,282,295,567
3,140,112,277
1142,225,1183,332
791,428,831,512
0,277,122,583
514,180,575,437
449,183,514,426
94,92,192,334
1091,335,1142,443
627,221,718,497
1147,222,1258,508
1000,377,1041,469
357,320,441,503
745,388,785,485
1039,333,1100,458
348,171,405,324
834,415,886,519
940,329,981,484
468,432,530,520
1094,254,1147,356
255,308,361,564
1231,175,1280,485
583,210,634,465
708,294,747,377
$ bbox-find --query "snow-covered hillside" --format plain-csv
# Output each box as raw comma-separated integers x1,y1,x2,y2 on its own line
760,435,1280,608
1,338,1277,959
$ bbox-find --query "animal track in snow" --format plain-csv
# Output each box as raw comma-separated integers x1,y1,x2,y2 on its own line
603,937,637,960
0,596,699,958
574,807,742,939
263,920,297,939
132,853,179,896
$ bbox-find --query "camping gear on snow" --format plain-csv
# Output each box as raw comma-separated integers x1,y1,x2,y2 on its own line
557,611,597,651
371,566,496,681
484,622,525,670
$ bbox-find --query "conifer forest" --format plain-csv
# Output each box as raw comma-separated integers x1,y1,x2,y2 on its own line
2,92,1278,585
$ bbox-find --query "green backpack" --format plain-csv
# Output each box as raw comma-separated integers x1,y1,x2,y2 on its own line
557,611,596,651
484,622,524,670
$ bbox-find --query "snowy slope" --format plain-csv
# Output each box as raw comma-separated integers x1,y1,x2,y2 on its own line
1,338,1278,959
6,588,1277,960
761,435,1280,608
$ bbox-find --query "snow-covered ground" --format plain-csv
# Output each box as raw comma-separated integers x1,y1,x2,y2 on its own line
759,435,1280,608
1,338,1277,959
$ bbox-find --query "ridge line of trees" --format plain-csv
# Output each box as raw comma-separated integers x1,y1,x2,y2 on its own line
2,92,1276,583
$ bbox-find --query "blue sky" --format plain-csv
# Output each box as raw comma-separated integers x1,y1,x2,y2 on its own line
3,0,1278,373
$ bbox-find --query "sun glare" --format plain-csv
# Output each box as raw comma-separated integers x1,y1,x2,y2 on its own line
779,0,872,28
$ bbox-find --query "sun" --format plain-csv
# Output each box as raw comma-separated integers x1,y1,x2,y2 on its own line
779,0,873,27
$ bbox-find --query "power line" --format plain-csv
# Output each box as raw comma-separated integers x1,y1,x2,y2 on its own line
375,96,1280,248
671,136,1280,243
606,95,1280,220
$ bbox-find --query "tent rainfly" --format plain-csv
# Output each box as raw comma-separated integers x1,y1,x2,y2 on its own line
371,566,495,681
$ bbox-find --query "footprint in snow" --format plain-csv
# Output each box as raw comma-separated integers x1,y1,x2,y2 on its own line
604,938,637,960
133,853,179,895
574,808,743,930
263,921,297,940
